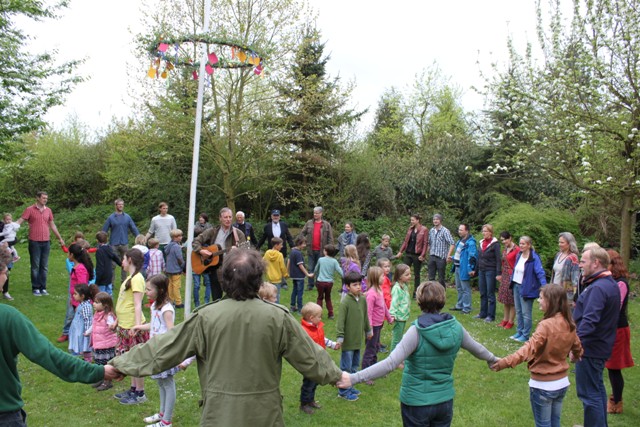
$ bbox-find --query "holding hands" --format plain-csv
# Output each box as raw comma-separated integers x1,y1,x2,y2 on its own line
335,371,351,389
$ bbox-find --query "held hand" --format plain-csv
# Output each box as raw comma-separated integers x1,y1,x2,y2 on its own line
496,275,502,282
395,252,402,259
335,371,352,389
83,332,90,337
446,257,453,264
469,271,476,277
128,329,137,338
334,342,341,350
418,256,424,262
104,365,124,381
489,361,500,371
179,363,188,371
307,273,314,278
390,316,395,324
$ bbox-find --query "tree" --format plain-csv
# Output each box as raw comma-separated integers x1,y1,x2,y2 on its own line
482,0,640,262
367,88,414,153
0,0,82,149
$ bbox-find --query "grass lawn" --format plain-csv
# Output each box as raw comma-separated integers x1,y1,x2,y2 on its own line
3,244,639,426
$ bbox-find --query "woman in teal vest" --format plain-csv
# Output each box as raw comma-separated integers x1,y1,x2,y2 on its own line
337,281,498,426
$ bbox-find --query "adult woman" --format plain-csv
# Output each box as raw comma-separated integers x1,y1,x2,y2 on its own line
336,281,497,427
496,231,520,329
605,249,634,414
550,232,580,303
356,233,372,279
396,214,428,295
474,224,501,322
337,222,357,257
510,236,547,342
192,213,212,306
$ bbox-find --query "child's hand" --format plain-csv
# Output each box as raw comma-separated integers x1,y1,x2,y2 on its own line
109,320,118,331
489,360,501,371
128,328,137,337
179,363,188,371
83,332,90,337
390,316,395,324
366,332,373,340
334,342,341,350
307,273,314,278
335,371,352,389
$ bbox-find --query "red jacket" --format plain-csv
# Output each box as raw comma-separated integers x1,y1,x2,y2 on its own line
399,225,428,258
381,276,392,309
301,319,326,348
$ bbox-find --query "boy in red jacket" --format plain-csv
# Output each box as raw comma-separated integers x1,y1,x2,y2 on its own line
299,302,341,414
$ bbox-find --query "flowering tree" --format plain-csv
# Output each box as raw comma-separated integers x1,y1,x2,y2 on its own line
482,0,640,262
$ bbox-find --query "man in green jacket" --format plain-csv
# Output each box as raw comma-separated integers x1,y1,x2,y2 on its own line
110,249,342,426
0,260,118,426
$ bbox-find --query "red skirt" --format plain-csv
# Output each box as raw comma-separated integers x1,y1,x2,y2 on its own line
605,326,634,370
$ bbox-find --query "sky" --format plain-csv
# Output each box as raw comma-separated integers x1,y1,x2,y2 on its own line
19,0,543,134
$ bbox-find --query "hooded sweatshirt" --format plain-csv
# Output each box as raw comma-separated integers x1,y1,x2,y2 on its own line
263,249,287,283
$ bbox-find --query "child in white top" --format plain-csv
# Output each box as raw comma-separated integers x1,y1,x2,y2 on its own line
132,274,179,427
0,213,20,260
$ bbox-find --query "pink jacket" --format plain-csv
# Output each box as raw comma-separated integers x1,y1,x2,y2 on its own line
70,263,89,308
366,288,393,327
91,311,118,350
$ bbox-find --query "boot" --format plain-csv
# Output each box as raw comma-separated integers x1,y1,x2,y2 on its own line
607,395,623,414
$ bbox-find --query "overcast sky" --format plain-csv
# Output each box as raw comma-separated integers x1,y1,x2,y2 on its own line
20,0,543,134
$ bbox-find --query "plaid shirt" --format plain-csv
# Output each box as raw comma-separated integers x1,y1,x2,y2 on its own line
428,226,455,258
147,248,165,276
21,204,54,241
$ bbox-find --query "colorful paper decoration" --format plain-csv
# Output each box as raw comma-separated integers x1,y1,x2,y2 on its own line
208,52,218,64
192,71,198,80
158,43,169,52
205,64,214,75
237,51,247,62
147,61,156,78
161,70,168,79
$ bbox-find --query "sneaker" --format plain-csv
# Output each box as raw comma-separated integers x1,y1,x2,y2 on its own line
299,404,315,414
146,422,171,427
449,306,463,311
461,310,471,315
3,292,13,300
91,380,103,388
516,335,528,342
96,382,113,391
484,317,495,323
120,392,147,405
114,389,135,399
510,333,523,341
338,393,359,401
40,289,49,296
473,314,484,319
57,335,69,343
32,290,41,296
143,413,163,423
351,388,361,396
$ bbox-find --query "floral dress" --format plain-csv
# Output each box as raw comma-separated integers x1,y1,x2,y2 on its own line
498,245,520,305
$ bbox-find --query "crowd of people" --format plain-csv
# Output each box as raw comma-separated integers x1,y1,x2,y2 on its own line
0,194,634,427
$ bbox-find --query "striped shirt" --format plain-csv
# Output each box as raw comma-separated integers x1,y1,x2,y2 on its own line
21,204,54,241
428,226,455,258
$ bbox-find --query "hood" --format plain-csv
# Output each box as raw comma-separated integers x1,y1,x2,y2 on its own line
415,312,459,351
264,249,281,261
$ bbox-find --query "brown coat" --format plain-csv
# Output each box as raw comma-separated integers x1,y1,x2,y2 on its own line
399,224,429,258
300,219,334,254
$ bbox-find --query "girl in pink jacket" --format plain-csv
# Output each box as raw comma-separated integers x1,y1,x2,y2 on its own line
89,292,118,391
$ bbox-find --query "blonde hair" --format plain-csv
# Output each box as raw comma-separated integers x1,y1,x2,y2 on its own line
170,229,183,238
258,282,277,302
147,237,160,248
301,302,322,320
367,266,384,293
482,224,494,234
343,244,360,266
134,234,147,246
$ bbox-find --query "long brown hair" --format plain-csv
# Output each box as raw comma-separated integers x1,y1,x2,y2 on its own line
541,284,575,331
147,274,170,309
122,248,144,291
367,266,384,293
607,249,629,280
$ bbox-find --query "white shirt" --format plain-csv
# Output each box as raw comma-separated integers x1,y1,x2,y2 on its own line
512,255,528,285
271,222,281,238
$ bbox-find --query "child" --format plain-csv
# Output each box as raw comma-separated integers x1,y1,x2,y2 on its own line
492,284,583,427
287,236,313,312
0,242,14,300
113,248,149,405
164,229,184,308
132,234,150,277
336,271,373,401
88,291,118,391
390,263,411,351
69,283,96,362
362,266,394,382
313,244,343,320
0,213,20,259
340,244,361,301
147,238,165,278
259,282,278,303
299,302,341,414
372,234,396,266
58,243,95,343
95,231,121,296
263,237,288,303
377,258,393,310
132,274,180,427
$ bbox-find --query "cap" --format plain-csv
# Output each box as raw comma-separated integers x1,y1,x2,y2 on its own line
271,209,281,215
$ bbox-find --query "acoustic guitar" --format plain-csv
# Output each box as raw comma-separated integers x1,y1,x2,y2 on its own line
191,241,250,274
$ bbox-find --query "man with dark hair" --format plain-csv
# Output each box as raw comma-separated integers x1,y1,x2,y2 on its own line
102,198,139,282
16,191,65,296
110,248,342,426
428,214,455,288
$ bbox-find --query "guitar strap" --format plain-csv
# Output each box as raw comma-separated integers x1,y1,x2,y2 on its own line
232,226,240,247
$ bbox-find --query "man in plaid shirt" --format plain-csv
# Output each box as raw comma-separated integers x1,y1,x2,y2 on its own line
427,214,455,288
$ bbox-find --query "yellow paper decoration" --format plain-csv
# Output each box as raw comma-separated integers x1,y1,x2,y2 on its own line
147,66,156,78
237,51,247,62
161,70,168,79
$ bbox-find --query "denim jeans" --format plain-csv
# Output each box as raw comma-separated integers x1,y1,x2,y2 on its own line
576,357,608,427
62,295,74,335
338,350,360,396
428,255,447,288
98,284,113,296
513,284,534,339
300,377,318,404
530,386,567,427
192,273,211,307
478,270,497,319
401,399,453,427
0,409,26,427
28,240,50,291
307,250,321,289
290,279,305,311
454,268,472,312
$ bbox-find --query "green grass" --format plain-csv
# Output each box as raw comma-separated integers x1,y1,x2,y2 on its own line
4,244,639,426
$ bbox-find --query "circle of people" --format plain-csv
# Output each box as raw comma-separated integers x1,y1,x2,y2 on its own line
0,194,633,427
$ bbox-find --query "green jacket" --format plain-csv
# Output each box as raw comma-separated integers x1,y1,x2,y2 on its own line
400,316,462,406
111,298,342,426
0,305,104,412
336,293,371,350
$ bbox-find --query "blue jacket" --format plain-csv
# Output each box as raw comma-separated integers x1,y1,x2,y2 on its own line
573,271,620,359
451,236,477,281
514,249,547,298
102,212,139,246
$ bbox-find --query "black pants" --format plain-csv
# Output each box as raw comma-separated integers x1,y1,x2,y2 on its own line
403,252,422,295
206,267,223,301
300,377,318,404
428,255,447,288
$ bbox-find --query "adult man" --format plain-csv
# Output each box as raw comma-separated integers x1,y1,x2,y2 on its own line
573,247,620,427
109,249,341,426
449,224,477,314
396,214,428,295
299,207,334,290
233,211,257,247
258,209,295,290
145,202,177,252
102,198,139,282
428,214,455,288
192,208,245,301
16,191,65,296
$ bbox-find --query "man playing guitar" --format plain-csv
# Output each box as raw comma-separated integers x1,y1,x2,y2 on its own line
192,207,245,301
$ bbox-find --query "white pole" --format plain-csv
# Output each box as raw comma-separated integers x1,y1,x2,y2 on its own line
185,0,212,318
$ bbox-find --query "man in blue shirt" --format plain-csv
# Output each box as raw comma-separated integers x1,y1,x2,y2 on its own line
102,198,139,281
